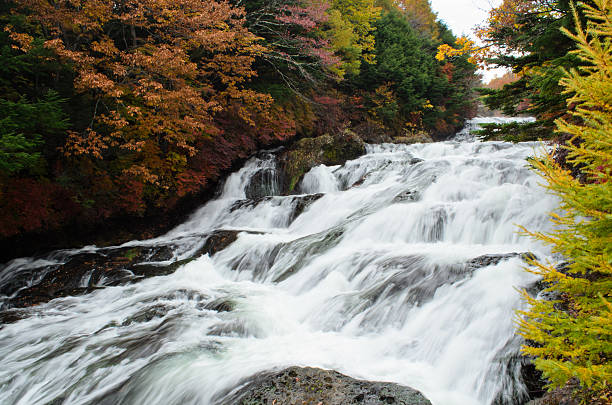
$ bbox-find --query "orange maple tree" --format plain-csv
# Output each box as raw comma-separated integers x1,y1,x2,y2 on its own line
13,0,271,192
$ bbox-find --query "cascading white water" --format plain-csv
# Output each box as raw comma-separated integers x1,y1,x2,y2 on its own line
0,118,559,405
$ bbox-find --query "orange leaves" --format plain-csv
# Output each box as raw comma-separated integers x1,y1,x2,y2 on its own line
2,0,301,234
4,26,33,52
13,0,270,178
486,72,519,89
76,71,119,94
62,129,108,159
122,165,159,185
91,39,119,57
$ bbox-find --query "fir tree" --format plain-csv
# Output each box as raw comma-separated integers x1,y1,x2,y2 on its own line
518,1,612,402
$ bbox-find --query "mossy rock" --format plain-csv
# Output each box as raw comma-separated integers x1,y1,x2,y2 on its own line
393,131,434,144
279,130,366,193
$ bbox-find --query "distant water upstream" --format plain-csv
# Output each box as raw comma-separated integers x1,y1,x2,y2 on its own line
0,118,558,405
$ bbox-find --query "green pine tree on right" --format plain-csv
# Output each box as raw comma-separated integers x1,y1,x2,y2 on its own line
517,1,612,403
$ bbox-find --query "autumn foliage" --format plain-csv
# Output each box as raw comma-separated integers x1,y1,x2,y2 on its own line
0,0,478,248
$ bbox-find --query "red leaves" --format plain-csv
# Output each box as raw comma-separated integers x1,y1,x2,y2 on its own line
0,179,77,237
276,2,330,31
176,170,207,198
440,62,454,81
116,177,146,215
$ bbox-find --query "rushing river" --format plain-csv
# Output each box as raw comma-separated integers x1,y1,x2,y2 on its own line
0,119,558,405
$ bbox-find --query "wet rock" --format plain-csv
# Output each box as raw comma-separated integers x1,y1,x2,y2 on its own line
489,339,547,405
229,194,324,225
289,193,325,223
520,360,547,402
272,226,345,283
195,230,242,257
128,259,192,279
2,252,132,309
244,168,281,199
0,309,29,326
392,190,420,203
193,229,266,258
466,252,534,271
217,366,432,405
204,298,236,312
279,130,366,193
229,197,273,213
121,304,173,326
0,230,255,312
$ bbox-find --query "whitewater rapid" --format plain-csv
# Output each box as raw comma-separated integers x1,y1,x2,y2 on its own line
0,120,558,405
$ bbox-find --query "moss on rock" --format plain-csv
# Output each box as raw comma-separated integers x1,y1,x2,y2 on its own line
279,130,366,193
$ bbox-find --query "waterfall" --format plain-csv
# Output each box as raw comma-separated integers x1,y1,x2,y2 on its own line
0,118,558,405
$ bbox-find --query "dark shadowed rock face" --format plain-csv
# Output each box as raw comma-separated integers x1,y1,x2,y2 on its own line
217,366,432,405
0,229,251,314
525,380,581,405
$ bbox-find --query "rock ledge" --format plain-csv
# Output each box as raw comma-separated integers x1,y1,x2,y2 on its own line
219,366,432,405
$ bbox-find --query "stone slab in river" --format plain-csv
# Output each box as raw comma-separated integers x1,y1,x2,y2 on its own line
220,366,432,405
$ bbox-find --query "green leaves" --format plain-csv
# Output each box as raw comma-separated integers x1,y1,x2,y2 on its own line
0,91,68,174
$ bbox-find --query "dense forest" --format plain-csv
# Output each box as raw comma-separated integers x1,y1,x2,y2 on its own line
0,0,477,252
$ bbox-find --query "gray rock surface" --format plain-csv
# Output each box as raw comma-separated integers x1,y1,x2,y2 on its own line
218,366,432,405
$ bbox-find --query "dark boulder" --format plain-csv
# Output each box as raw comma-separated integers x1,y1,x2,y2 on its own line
217,366,432,405
1,248,180,310
289,193,325,223
193,229,250,257
244,168,281,199
278,130,366,193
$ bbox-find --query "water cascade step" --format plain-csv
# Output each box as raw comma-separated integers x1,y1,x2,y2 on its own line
0,119,559,405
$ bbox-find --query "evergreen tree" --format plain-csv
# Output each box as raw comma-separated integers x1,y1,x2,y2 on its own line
518,1,612,402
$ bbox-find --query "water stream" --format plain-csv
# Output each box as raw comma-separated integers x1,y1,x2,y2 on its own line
0,119,558,405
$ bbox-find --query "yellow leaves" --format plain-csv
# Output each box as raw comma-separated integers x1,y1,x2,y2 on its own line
517,0,612,397
436,37,485,65
328,0,381,71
